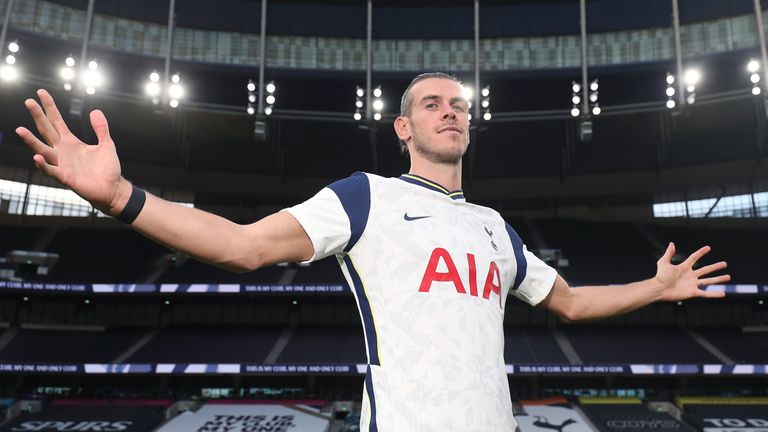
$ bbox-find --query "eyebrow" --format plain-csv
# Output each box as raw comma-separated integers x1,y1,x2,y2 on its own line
419,95,469,107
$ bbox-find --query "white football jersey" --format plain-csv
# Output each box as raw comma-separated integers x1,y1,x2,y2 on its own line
286,172,557,432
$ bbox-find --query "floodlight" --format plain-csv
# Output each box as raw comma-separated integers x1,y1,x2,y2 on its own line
266,82,276,94
572,82,581,93
373,112,382,121
482,112,492,121
169,83,183,99
59,67,74,81
65,56,75,67
265,95,275,105
247,81,256,92
171,73,180,84
481,99,490,108
372,99,384,111
5,55,15,65
589,80,599,92
481,86,490,98
461,85,473,101
88,60,98,71
145,81,160,96
666,99,676,109
572,95,581,105
665,87,675,97
0,65,17,81
570,107,580,117
353,112,362,121
63,83,72,91
264,106,273,116
753,86,762,96
247,105,255,115
683,68,700,86
751,73,761,84
748,59,760,73
86,86,96,95
589,92,598,103
592,105,601,116
169,99,179,108
8,42,19,53
356,87,364,98
248,94,256,103
150,72,160,82
666,74,675,85
686,94,695,105
373,86,382,98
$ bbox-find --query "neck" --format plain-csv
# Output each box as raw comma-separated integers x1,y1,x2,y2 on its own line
408,157,463,191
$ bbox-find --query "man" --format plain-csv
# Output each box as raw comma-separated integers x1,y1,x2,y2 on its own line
16,72,729,432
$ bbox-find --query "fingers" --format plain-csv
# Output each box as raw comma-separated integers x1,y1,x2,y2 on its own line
694,261,728,277
24,98,60,145
660,242,675,262
16,127,58,165
699,274,731,286
682,245,711,268
32,154,62,180
697,289,727,299
37,89,70,137
90,110,113,146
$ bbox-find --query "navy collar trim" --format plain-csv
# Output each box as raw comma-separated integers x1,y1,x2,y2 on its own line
398,174,465,201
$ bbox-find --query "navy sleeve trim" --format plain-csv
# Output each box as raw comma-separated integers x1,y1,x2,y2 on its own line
505,222,528,291
328,172,372,252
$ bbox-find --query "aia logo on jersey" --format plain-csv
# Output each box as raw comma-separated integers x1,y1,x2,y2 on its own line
418,247,502,308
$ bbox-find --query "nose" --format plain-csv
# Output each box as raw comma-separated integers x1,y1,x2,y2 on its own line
441,105,457,120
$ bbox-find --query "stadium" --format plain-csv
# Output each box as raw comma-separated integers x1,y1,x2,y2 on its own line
0,0,766,431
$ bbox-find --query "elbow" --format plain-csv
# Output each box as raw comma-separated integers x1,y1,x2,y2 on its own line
552,303,583,323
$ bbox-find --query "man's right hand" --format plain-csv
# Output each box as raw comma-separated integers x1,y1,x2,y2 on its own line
15,89,129,216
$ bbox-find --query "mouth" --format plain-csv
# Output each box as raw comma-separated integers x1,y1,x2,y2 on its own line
437,126,462,135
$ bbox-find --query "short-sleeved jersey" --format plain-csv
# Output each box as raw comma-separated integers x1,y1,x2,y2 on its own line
285,172,557,432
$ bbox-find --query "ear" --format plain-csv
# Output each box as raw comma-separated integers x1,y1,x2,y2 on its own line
394,116,411,142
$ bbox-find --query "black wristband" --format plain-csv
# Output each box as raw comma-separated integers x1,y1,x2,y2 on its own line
115,185,146,225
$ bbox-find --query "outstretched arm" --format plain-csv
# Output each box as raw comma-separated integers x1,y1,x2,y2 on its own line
16,89,313,272
540,242,730,322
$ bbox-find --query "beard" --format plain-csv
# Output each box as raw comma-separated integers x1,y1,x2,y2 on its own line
410,125,469,165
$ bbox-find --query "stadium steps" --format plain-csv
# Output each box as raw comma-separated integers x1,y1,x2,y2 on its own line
686,329,734,364
0,326,18,355
552,328,582,365
113,328,161,363
264,327,296,364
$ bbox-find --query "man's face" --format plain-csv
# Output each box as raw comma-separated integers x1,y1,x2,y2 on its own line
398,78,471,165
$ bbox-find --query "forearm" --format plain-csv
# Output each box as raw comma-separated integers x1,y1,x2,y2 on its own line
579,279,668,320
552,277,667,322
108,179,258,272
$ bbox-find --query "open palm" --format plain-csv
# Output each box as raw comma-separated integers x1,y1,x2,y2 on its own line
655,242,730,301
16,89,123,213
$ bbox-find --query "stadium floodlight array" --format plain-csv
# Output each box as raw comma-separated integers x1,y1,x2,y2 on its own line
481,86,491,121
60,56,76,91
247,79,257,115
748,59,761,96
570,81,581,117
372,86,383,121
168,73,183,108
683,68,700,105
264,81,276,116
145,71,161,105
665,72,676,109
82,60,104,95
0,41,19,82
589,79,600,116
354,86,364,121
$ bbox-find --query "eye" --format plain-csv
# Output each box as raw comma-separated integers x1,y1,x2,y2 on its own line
426,103,438,109
452,104,466,112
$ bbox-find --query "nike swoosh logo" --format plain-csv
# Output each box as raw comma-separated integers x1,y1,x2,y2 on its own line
404,213,431,221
